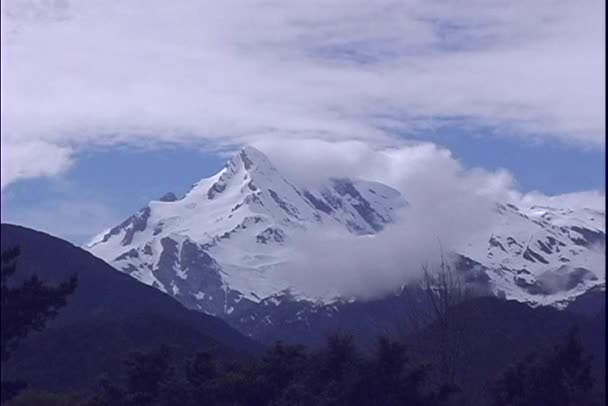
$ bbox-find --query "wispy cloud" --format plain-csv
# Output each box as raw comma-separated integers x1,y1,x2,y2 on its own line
0,140,73,190
1,0,604,188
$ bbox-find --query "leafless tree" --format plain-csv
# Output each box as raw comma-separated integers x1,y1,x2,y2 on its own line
401,248,474,392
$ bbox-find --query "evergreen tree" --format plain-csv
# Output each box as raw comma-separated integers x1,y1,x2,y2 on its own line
87,333,456,406
491,327,597,406
122,346,174,406
182,351,217,404
1,247,77,403
87,376,125,406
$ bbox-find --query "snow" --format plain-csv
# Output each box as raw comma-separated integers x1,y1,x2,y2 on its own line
460,203,605,306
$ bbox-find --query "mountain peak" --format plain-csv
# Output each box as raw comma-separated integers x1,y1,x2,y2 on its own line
225,145,275,174
201,146,279,201
240,145,267,162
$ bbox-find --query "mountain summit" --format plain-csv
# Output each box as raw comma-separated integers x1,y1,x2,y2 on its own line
88,146,605,327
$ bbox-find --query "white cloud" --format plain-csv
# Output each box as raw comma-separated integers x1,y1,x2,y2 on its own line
0,0,605,188
254,138,517,203
252,139,516,298
0,141,73,190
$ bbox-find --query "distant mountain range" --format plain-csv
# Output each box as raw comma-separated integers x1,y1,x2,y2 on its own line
85,146,605,344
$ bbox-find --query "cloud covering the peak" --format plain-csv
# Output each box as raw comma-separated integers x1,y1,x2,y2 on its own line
250,139,602,299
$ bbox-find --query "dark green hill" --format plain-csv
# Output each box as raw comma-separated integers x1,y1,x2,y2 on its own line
1,224,261,391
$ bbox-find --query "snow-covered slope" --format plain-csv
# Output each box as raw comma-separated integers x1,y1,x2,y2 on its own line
460,203,605,308
87,146,605,318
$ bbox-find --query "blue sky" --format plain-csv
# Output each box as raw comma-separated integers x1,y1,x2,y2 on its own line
1,1,605,244
421,128,606,195
1,145,226,244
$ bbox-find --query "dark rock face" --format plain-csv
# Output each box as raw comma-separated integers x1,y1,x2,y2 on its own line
537,239,553,254
159,192,178,202
99,206,151,246
154,237,181,287
489,236,506,252
111,235,235,316
256,227,285,244
331,178,386,232
522,247,549,264
177,239,227,315
303,190,333,215
531,236,568,255
149,237,230,316
569,226,605,247
240,150,254,170
121,207,151,246
207,181,226,199
268,189,301,219
506,237,522,248
118,235,264,318
547,236,567,248
114,248,139,261
153,223,164,236
321,189,343,210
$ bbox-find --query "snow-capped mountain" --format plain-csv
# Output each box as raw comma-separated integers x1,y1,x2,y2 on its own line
87,146,605,331
87,146,404,314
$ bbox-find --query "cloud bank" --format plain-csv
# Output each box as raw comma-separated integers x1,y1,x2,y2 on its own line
257,140,501,298
1,0,605,188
